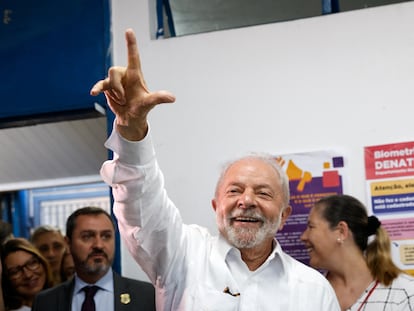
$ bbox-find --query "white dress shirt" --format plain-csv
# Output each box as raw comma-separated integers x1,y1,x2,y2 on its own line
100,125,340,311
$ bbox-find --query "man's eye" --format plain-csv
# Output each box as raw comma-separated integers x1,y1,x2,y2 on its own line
102,233,113,240
228,188,240,194
81,233,93,240
257,191,273,199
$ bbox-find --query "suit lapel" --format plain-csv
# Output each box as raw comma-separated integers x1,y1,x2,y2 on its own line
113,272,127,310
59,278,76,311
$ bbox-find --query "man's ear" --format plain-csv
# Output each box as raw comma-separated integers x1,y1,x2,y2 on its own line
278,205,292,231
211,199,217,212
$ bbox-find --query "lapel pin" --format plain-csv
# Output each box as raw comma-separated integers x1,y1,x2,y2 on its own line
120,293,131,304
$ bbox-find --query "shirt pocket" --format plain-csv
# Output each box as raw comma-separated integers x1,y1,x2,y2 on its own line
190,283,240,311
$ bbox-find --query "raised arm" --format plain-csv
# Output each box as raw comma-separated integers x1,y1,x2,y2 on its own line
90,28,175,141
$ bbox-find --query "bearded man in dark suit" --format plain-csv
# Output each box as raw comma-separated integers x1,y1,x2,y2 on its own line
33,206,155,311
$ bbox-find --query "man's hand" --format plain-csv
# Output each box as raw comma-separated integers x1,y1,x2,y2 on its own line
90,28,175,140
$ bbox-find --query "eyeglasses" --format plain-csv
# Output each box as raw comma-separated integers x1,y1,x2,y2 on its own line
7,256,41,280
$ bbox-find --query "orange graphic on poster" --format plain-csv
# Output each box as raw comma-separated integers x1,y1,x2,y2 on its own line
286,160,312,192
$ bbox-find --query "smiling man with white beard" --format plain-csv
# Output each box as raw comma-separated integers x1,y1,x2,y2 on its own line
213,155,287,254
90,28,341,311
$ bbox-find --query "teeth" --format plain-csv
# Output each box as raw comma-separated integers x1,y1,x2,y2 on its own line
235,217,257,222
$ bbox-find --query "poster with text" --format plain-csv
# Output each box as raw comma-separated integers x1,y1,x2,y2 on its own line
275,150,346,266
365,141,414,274
365,141,414,214
381,217,414,275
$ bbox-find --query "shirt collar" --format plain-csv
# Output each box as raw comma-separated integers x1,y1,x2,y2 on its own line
216,234,284,268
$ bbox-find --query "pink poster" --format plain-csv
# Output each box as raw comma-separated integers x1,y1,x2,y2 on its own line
365,141,414,275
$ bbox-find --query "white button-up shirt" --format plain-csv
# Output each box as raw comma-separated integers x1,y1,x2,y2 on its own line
100,126,340,311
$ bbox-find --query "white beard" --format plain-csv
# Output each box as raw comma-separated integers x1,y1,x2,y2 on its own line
220,211,283,249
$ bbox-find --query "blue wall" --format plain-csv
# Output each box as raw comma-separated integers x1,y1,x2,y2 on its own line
0,0,112,126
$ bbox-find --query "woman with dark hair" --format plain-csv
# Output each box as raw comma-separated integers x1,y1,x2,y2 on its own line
301,194,414,310
1,238,53,310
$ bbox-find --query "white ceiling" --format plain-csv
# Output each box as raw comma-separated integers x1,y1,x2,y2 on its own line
0,116,108,192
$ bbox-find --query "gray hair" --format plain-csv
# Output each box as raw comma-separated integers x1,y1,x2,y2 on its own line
214,153,290,209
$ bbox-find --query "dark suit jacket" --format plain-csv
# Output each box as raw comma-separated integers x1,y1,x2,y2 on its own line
32,272,155,311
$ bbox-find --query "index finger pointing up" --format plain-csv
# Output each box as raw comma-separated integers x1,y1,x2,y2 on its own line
125,28,141,71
